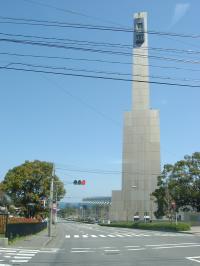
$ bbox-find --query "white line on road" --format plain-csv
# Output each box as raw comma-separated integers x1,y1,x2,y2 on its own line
104,250,120,252
146,242,199,247
82,235,89,238
74,235,80,238
71,248,94,250
124,246,141,248
71,250,95,253
186,256,200,263
13,256,32,259
91,235,98,238
98,247,116,249
99,235,106,238
65,235,70,238
153,244,200,249
11,260,29,263
107,235,116,237
127,248,146,251
115,234,124,237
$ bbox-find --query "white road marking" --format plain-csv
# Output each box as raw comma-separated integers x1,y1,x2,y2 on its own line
99,235,106,238
146,242,199,247
91,235,98,238
127,248,146,251
104,250,120,252
186,256,200,263
153,244,200,249
71,248,93,250
11,260,29,263
107,235,115,237
74,235,79,238
115,234,124,237
65,235,70,238
13,256,32,259
71,250,95,253
125,246,141,248
82,235,89,238
98,247,116,249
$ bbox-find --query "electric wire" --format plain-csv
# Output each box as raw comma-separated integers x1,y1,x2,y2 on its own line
1,37,200,65
1,51,200,74
5,61,200,84
1,16,200,39
1,64,200,88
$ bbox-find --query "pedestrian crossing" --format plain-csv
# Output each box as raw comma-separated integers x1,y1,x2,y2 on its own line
0,247,58,265
65,232,192,239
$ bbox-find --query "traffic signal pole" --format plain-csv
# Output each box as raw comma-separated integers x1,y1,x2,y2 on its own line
48,163,55,237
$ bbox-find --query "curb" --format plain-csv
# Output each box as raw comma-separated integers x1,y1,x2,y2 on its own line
42,236,53,247
42,227,57,247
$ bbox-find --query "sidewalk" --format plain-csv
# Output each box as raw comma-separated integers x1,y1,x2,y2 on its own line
9,224,57,248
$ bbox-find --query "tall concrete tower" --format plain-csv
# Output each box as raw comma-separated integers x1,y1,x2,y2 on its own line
111,12,161,221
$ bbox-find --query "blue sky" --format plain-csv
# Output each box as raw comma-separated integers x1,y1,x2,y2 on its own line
1,0,200,202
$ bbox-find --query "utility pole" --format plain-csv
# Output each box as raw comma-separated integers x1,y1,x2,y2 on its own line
48,163,55,237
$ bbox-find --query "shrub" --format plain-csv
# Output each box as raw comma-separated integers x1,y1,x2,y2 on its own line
100,221,190,231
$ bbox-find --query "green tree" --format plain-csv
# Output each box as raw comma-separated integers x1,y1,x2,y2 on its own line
1,160,66,215
153,152,200,218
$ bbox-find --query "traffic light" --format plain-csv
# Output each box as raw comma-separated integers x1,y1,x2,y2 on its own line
73,179,86,185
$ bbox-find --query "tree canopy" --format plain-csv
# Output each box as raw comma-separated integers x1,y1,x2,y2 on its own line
1,160,66,211
153,152,200,218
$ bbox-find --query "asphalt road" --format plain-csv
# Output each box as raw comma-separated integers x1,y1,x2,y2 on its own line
4,220,200,266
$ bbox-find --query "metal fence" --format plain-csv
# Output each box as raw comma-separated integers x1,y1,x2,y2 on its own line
6,221,47,239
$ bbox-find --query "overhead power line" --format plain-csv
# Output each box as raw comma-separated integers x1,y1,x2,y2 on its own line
4,62,200,84
1,37,200,65
21,0,124,27
2,31,200,56
1,16,200,39
1,51,200,73
1,64,200,88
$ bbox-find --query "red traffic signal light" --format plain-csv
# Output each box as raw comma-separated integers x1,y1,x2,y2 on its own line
81,180,86,185
73,179,86,185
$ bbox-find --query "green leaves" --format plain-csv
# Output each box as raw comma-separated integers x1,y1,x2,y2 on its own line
1,160,65,214
153,152,200,217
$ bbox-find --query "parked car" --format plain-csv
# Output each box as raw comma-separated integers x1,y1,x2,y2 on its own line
133,215,140,221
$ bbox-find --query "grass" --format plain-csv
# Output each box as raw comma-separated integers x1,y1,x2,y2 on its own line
99,221,191,231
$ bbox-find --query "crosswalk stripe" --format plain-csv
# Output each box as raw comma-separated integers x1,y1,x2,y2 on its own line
107,235,116,238
65,235,71,238
82,235,88,238
11,260,29,263
91,235,97,238
115,234,124,237
99,235,106,238
74,235,79,238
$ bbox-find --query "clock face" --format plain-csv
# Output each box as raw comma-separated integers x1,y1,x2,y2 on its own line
134,18,145,46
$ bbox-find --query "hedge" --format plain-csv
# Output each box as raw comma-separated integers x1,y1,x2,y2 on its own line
99,222,190,231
